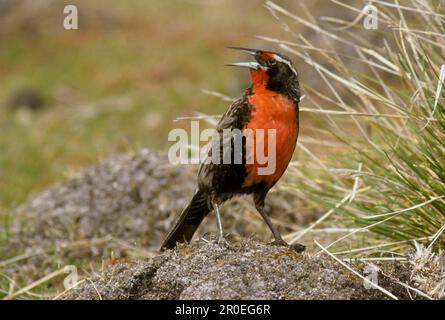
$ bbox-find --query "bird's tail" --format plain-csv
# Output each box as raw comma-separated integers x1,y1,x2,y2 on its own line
160,190,211,251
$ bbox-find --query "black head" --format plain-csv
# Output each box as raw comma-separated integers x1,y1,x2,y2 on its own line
227,47,300,102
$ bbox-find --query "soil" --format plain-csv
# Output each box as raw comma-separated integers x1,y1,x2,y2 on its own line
61,239,412,300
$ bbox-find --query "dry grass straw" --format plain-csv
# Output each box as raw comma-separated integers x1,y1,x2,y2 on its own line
257,0,445,254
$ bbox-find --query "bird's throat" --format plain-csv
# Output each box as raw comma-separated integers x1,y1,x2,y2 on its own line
249,69,270,91
250,69,300,103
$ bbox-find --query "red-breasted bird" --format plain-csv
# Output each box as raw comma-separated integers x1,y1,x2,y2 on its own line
161,47,304,252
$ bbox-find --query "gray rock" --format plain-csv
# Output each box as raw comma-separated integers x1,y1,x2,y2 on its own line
62,240,411,300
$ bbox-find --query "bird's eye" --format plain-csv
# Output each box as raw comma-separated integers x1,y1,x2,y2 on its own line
267,59,276,66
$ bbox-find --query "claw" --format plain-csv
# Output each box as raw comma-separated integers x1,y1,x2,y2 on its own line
271,239,305,253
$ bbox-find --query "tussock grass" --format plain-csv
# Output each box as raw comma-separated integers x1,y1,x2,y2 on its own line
262,0,445,252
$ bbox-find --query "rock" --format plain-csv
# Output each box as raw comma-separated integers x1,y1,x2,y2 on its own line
62,240,410,300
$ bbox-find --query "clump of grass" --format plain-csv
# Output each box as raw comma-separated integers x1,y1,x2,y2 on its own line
262,0,445,252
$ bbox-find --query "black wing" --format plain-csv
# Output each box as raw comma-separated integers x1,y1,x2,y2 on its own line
197,90,252,193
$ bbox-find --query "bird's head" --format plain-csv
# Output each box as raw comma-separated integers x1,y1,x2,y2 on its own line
227,46,300,102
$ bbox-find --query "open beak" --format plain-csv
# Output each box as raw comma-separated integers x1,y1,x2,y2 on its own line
226,46,262,70
225,61,261,70
226,46,258,56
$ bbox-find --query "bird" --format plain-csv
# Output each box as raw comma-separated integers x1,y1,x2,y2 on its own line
161,47,304,252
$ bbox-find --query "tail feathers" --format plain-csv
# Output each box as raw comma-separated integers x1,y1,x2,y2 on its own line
160,190,211,251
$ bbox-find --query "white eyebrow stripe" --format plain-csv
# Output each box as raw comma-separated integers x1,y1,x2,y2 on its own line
272,54,298,77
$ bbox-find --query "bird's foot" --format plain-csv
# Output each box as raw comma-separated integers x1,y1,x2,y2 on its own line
202,232,229,246
271,239,305,253
217,234,229,246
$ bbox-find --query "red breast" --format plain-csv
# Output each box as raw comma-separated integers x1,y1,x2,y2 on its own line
242,69,299,188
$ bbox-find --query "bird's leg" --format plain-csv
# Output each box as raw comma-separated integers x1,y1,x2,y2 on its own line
254,193,305,253
211,198,225,244
254,199,286,243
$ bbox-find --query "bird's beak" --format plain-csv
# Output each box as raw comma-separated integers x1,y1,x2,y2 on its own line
225,61,261,70
226,46,258,56
226,46,262,70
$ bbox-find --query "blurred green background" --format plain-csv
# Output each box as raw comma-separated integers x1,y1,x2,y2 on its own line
3,0,445,300
0,0,299,215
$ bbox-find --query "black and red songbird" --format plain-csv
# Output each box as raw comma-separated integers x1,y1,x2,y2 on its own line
161,47,304,252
